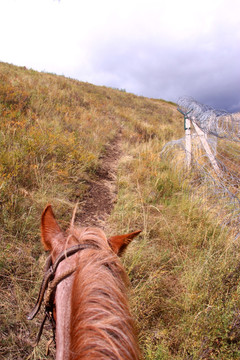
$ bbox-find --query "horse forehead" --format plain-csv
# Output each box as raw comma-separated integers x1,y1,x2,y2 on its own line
72,226,108,243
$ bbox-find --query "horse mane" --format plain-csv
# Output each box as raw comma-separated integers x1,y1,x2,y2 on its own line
68,226,141,360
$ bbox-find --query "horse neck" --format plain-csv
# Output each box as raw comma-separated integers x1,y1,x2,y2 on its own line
55,256,76,360
69,249,141,360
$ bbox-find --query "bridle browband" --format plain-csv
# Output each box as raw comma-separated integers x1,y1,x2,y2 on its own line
27,243,99,350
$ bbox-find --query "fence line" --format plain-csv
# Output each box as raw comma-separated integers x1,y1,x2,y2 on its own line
178,96,240,142
161,97,240,236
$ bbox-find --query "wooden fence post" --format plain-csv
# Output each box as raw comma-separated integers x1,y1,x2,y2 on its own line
191,117,221,176
185,117,192,170
177,108,192,170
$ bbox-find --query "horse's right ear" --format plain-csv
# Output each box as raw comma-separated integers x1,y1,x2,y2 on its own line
41,205,64,251
108,230,141,256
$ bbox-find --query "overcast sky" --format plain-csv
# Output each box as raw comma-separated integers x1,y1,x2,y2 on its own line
0,0,239,112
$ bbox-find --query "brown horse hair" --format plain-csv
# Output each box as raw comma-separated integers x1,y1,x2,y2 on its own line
69,227,141,360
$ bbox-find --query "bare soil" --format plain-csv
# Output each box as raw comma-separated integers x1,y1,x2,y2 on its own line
76,132,122,228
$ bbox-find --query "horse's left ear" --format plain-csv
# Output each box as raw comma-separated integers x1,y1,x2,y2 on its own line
41,204,64,251
108,230,141,256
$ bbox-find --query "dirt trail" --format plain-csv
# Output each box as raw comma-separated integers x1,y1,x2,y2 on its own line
76,132,122,228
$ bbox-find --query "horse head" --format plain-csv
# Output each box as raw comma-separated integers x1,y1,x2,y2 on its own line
29,204,142,360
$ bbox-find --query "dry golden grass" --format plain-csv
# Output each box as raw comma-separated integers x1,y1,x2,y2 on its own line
108,135,240,359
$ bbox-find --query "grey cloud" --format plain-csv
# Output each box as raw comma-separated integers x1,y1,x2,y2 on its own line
87,35,240,113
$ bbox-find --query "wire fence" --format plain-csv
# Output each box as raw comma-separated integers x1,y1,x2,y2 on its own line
178,96,240,142
161,97,240,237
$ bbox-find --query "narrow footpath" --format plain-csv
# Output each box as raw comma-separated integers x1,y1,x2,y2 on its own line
76,131,122,228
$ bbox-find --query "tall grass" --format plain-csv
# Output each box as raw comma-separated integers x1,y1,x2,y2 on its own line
108,118,240,359
0,62,118,359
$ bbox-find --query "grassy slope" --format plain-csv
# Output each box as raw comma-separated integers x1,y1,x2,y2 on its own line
1,62,240,359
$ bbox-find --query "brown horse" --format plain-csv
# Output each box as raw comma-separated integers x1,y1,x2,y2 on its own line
30,205,141,360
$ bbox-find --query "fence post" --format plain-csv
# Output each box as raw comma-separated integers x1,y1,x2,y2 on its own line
191,117,221,176
177,108,192,170
185,117,191,170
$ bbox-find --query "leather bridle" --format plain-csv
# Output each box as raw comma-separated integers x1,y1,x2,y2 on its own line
27,243,99,349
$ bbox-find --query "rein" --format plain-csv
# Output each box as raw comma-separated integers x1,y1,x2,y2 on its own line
27,243,99,350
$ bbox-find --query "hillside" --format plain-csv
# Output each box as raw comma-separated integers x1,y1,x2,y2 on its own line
1,62,240,359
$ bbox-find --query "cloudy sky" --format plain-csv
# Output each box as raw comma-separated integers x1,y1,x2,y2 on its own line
0,0,239,112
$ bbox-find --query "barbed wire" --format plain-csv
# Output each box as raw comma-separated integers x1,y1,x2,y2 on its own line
161,97,240,237
178,96,240,142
